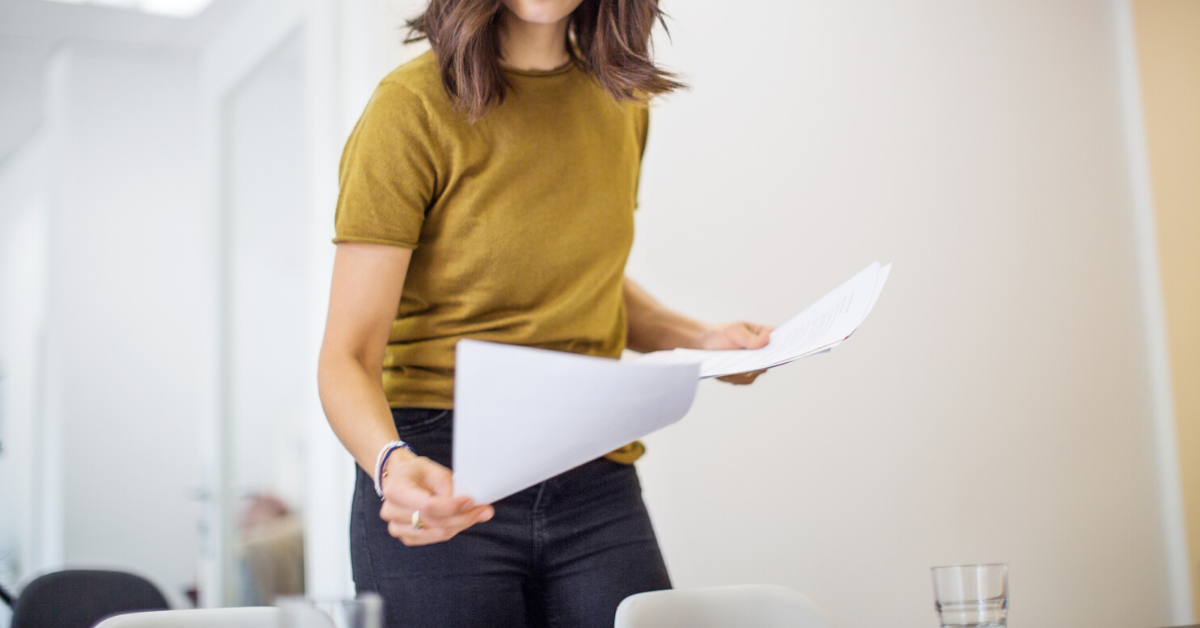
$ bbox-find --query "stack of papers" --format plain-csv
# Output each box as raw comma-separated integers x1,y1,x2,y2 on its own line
452,340,699,504
632,261,891,378
451,261,891,503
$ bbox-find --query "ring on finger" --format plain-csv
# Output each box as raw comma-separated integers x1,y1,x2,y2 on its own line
412,510,424,531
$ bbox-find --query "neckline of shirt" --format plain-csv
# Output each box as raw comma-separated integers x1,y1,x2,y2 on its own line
502,60,576,78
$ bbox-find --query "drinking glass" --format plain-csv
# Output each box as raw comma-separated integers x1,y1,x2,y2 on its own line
931,564,1008,628
277,593,383,628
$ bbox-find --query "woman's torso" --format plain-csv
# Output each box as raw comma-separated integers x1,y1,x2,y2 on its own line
334,51,649,409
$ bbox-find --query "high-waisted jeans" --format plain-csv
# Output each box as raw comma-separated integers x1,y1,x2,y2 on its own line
350,407,672,628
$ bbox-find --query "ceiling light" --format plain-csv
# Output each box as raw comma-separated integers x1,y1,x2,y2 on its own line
38,0,216,19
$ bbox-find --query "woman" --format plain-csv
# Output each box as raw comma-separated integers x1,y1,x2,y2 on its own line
317,0,771,626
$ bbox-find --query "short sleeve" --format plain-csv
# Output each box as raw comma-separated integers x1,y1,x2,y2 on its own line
635,105,650,159
333,82,439,249
633,104,650,211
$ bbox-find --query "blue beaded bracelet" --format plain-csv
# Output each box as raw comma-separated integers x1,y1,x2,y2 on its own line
373,440,413,498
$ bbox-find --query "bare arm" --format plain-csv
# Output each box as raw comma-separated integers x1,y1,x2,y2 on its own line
623,277,773,385
623,278,708,353
318,243,491,545
318,243,410,473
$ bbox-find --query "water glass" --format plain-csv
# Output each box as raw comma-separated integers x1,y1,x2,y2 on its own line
931,564,1008,628
277,593,383,628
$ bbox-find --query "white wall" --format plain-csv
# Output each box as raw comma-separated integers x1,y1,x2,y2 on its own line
0,0,320,611
40,43,206,608
225,33,307,513
0,130,49,627
625,1,1177,627
0,48,47,163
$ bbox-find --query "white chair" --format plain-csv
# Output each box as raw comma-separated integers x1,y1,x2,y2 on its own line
94,607,316,628
614,584,837,628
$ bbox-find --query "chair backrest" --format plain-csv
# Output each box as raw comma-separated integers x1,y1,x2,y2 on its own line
94,607,288,628
614,584,837,628
11,569,169,628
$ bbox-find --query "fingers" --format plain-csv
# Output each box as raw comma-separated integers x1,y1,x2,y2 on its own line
745,321,775,336
385,457,472,513
716,368,768,385
380,502,493,533
414,458,454,497
726,321,773,350
378,455,494,546
382,503,494,546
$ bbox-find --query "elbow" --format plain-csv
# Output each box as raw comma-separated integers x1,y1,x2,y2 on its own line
316,345,337,406
316,341,381,403
316,342,353,403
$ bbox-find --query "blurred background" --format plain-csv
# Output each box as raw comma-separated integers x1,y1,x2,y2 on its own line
0,0,1197,626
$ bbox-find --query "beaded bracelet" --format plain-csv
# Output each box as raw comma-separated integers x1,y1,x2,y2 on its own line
373,439,413,498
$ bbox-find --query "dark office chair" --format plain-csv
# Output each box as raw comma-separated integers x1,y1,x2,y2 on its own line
10,569,170,628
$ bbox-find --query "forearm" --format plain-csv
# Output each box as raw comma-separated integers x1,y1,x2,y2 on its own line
623,278,707,353
319,341,489,546
317,352,414,478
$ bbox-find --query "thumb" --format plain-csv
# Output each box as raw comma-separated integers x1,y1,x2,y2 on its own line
414,458,454,497
729,322,771,349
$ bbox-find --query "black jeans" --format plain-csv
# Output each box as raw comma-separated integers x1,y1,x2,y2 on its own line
350,408,672,628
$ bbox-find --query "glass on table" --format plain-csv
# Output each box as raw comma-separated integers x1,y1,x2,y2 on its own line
931,563,1008,628
277,593,383,628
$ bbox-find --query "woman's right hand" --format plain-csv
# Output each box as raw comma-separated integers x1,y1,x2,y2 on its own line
378,453,494,546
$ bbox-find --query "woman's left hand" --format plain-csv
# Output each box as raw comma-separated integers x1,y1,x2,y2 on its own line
693,321,774,385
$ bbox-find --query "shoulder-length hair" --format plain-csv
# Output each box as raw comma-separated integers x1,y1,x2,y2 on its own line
406,0,685,121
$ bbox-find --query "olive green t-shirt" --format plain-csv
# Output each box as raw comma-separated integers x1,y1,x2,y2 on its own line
333,51,648,420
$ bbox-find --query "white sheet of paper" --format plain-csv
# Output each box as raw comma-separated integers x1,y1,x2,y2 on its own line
633,261,891,378
452,340,700,504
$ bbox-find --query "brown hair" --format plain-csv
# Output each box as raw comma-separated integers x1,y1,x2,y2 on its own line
405,0,685,120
